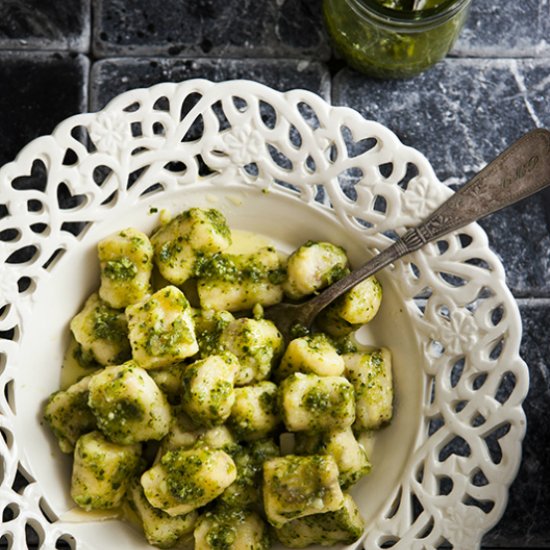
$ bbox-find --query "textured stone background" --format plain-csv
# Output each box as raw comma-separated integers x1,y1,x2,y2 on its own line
1,1,549,548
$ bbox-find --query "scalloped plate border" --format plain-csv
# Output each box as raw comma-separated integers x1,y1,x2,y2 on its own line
0,79,529,550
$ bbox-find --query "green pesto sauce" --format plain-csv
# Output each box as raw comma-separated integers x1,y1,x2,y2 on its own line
289,322,310,340
323,0,470,78
267,267,286,285
196,316,230,356
161,450,206,503
73,344,101,369
114,398,145,422
371,350,384,370
302,381,353,416
145,318,193,356
271,455,330,507
203,208,231,241
206,524,237,550
195,251,285,285
208,381,234,414
94,397,146,440
233,450,258,484
362,351,387,391
323,264,350,287
93,305,127,342
331,335,357,355
103,257,138,281
303,387,331,413
195,253,240,282
305,333,334,353
259,388,278,415
158,240,184,265
203,508,267,550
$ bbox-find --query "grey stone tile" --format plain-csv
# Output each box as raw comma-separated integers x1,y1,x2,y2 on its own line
91,0,330,60
333,58,550,181
454,0,550,58
0,52,89,167
332,58,550,297
0,0,90,52
90,57,330,111
482,299,550,548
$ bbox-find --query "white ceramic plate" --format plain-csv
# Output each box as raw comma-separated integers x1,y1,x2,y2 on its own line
0,80,528,549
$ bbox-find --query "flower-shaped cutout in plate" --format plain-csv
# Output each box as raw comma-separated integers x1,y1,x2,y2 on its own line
0,79,528,549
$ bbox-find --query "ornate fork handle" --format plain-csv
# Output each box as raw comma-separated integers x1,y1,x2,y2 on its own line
300,128,550,322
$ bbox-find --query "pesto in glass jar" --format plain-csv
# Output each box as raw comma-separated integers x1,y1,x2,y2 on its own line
323,0,471,79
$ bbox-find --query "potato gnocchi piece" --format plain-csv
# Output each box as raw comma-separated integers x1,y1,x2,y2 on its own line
274,493,365,548
197,425,240,454
126,285,198,369
44,375,96,453
318,276,382,338
88,362,172,444
296,428,371,489
151,208,232,285
324,429,371,489
283,241,349,300
159,408,199,453
228,381,280,441
279,373,355,433
344,348,393,430
194,508,270,550
159,409,238,458
98,227,154,309
263,455,344,528
219,318,283,386
197,246,284,312
336,275,382,324
192,308,234,357
141,447,237,516
181,353,239,427
315,308,356,339
126,478,198,549
70,292,131,366
276,333,345,381
61,337,102,389
71,430,141,510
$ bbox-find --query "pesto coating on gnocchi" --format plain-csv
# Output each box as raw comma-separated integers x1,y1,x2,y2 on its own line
44,206,393,549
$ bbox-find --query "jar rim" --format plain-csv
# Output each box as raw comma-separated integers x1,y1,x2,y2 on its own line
348,0,471,26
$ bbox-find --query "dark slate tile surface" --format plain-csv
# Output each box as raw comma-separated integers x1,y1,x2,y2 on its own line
92,0,330,60
482,300,550,548
1,0,550,548
332,58,550,297
0,52,89,166
333,59,550,183
0,0,90,52
454,0,550,58
477,201,550,299
90,57,330,110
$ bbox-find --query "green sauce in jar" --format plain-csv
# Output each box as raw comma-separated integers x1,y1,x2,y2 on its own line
323,0,471,78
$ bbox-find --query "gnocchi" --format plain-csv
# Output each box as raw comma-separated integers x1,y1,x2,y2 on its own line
44,206,393,549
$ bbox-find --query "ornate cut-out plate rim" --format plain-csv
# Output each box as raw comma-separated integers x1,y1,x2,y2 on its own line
0,79,528,550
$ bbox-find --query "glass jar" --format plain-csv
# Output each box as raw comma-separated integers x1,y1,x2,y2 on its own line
323,0,471,79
